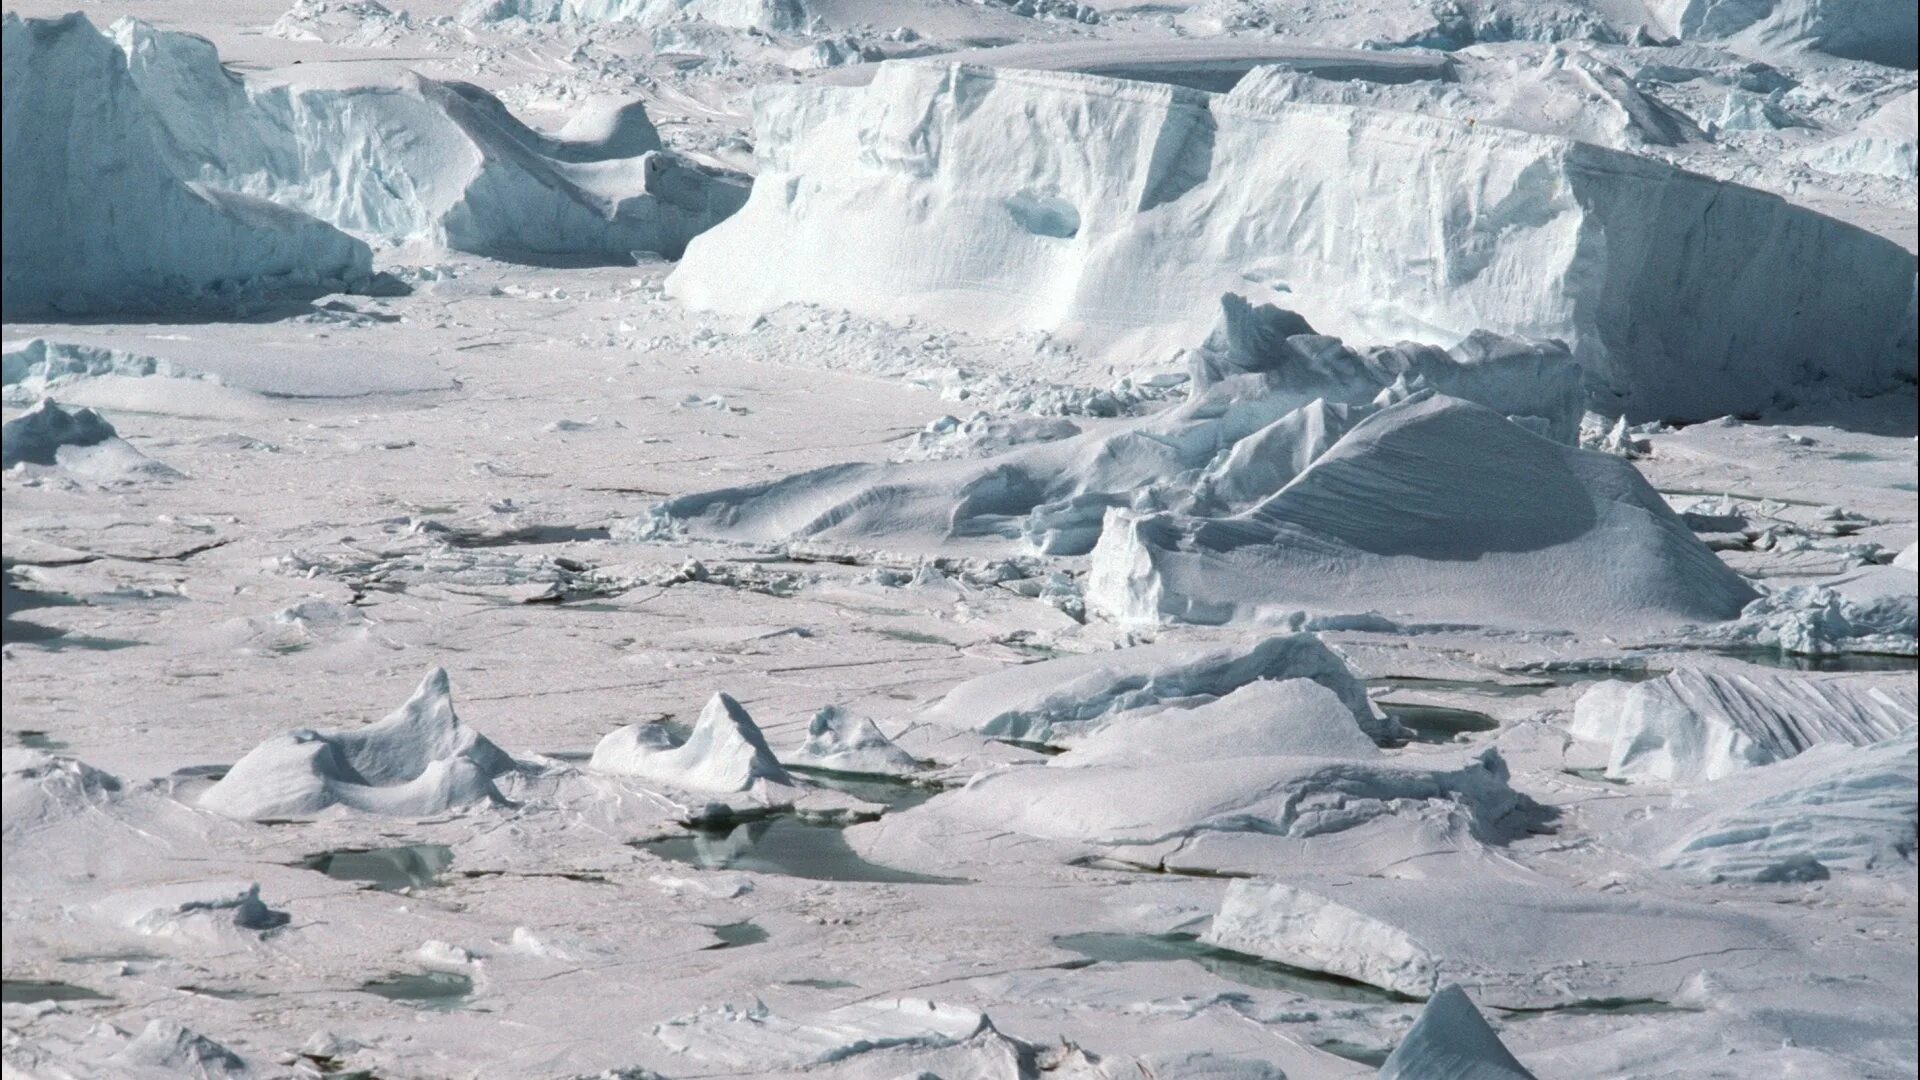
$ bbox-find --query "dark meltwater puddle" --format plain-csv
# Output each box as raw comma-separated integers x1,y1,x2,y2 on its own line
638,818,964,885
1367,676,1552,698
704,921,770,950
1316,1039,1391,1067
1668,646,1917,673
1052,933,1416,1004
2,979,110,1004
359,971,472,1009
787,766,940,811
1378,702,1500,743
784,977,857,990
299,845,453,891
1498,997,1697,1019
12,730,69,751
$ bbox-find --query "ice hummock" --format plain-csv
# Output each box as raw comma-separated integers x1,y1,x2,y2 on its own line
669,60,1917,419
199,667,519,819
920,633,1397,744
111,18,746,262
1,399,178,481
2,14,373,318
1377,984,1536,1080
787,706,920,776
1089,392,1758,632
1571,667,1917,781
591,692,794,792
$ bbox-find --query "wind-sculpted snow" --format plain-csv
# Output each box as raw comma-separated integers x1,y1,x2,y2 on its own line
1377,985,1537,1080
633,298,1583,559
1202,877,1782,1006
1,14,372,318
670,60,1915,418
1572,668,1918,782
1089,393,1759,632
591,691,794,792
111,19,744,261
1659,729,1918,882
920,634,1396,743
199,668,519,819
788,705,921,775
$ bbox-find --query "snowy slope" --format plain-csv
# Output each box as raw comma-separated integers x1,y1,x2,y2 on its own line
2,14,372,317
670,59,1916,419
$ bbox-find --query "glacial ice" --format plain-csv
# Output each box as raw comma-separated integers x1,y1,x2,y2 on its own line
1659,728,1918,882
919,634,1395,743
590,692,794,792
2,13,372,317
110,1020,249,1078
669,60,1917,418
1201,876,1781,1005
198,667,519,819
1377,984,1536,1080
463,0,809,32
1088,393,1758,631
1571,667,1918,782
113,19,746,261
1709,563,1920,657
2,339,224,408
0,399,178,481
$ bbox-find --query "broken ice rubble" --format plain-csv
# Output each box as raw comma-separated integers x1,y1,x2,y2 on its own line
199,667,520,819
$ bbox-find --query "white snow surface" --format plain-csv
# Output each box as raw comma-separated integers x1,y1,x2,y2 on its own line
1571,666,1918,781
671,59,1916,419
2,13,372,317
590,691,794,792
198,667,519,818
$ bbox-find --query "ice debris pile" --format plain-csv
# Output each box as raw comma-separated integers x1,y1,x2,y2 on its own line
199,668,520,819
2,13,373,317
670,60,1917,419
1572,667,1918,781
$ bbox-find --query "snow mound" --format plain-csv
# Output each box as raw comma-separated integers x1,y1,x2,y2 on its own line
2,398,179,481
2,14,371,317
199,667,518,819
1202,876,1781,1006
1088,393,1757,632
788,706,920,775
113,18,745,260
1660,729,1918,883
1378,984,1536,1080
1,750,124,835
591,692,794,792
111,1020,248,1077
3,339,223,407
921,634,1394,743
1062,678,1383,764
669,60,1916,419
1571,668,1917,782
637,299,1580,563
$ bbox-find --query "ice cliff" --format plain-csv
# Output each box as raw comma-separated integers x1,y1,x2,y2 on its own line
2,14,372,317
669,60,1916,419
113,19,746,260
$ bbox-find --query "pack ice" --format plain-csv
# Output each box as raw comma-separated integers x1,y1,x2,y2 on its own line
669,60,1916,418
199,668,521,818
2,13,372,317
112,19,746,260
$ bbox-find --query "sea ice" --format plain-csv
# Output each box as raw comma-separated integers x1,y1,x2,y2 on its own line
590,692,794,792
1377,984,1536,1080
787,706,920,775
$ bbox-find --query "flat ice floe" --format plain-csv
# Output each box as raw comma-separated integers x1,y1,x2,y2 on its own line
1089,392,1757,631
1571,666,1918,781
199,667,520,818
670,59,1916,418
113,19,746,261
1201,876,1782,1005
2,14,372,317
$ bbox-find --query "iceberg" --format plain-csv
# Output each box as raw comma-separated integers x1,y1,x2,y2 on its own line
2,13,372,317
1088,393,1758,632
669,60,1916,419
591,692,794,792
1571,668,1917,782
1378,984,1536,1080
199,667,519,819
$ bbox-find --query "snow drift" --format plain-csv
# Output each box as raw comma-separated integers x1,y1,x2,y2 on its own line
1088,392,1758,632
669,60,1916,419
113,19,746,261
199,667,518,819
591,692,794,791
2,13,372,318
1571,667,1917,782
